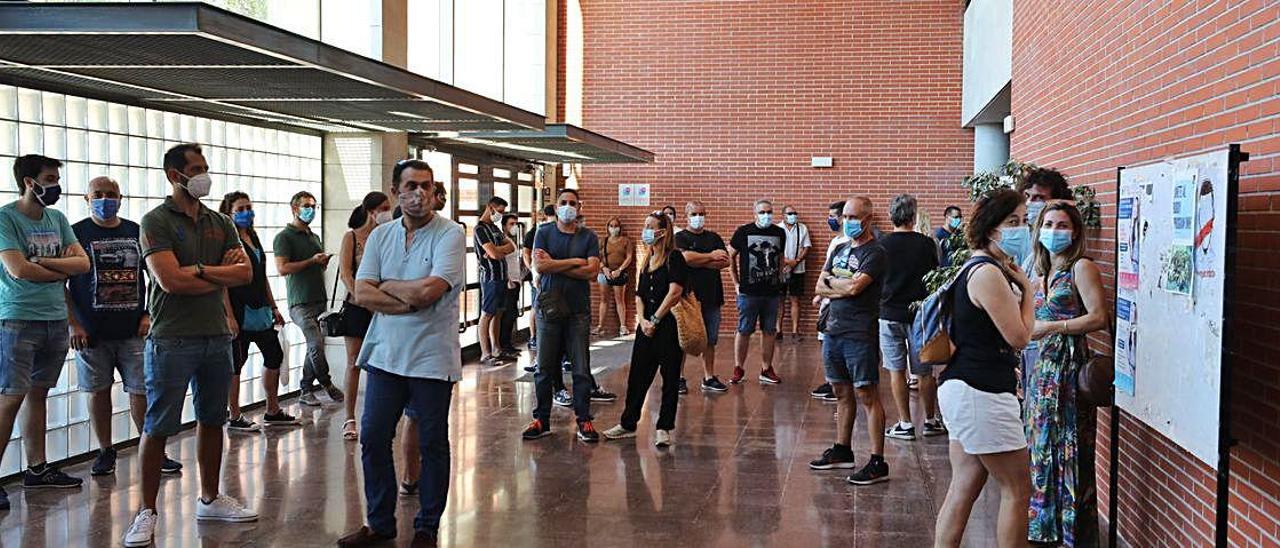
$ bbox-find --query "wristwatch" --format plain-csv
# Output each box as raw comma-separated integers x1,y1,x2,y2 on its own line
29,255,40,265
195,263,206,278
650,314,662,324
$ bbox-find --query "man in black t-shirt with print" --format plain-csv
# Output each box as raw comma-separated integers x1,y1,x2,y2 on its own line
675,200,731,393
727,199,787,385
808,197,890,486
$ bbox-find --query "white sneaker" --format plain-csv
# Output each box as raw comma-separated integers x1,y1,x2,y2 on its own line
602,425,636,440
123,509,157,547
655,430,673,447
195,495,258,522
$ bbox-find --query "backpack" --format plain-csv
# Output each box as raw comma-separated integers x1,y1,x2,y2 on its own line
911,256,1000,365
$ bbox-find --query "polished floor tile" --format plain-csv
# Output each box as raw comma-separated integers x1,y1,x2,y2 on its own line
0,336,1006,547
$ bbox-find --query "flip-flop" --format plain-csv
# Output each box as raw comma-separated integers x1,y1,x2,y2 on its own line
342,419,358,441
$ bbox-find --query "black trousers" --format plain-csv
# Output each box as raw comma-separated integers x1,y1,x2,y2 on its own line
620,318,683,431
498,286,521,349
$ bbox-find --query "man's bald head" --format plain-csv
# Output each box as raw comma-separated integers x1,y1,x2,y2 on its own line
87,176,121,199
843,196,873,219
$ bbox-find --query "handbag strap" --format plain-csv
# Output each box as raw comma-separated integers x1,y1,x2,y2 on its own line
328,231,354,309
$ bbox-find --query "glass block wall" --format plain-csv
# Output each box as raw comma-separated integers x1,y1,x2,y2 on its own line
0,84,322,476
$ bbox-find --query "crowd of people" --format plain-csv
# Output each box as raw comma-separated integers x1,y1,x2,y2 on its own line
0,146,1105,547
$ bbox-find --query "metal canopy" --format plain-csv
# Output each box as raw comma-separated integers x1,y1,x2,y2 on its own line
423,124,655,164
0,2,545,134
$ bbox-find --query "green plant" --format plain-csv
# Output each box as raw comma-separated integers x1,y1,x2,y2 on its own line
961,160,1040,202
1074,185,1103,229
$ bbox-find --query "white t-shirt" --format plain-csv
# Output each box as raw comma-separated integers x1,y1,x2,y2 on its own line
779,222,812,274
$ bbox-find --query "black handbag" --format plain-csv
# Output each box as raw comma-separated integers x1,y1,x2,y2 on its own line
318,232,355,337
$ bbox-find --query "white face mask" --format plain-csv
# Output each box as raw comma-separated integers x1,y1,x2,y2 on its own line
179,172,212,199
490,211,503,225
374,210,393,225
608,227,621,237
688,215,705,230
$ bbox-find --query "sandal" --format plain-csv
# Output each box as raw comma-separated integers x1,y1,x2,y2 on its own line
342,419,358,441
591,326,604,336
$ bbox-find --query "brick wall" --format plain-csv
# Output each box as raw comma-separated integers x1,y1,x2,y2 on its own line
568,0,973,333
1011,1,1280,546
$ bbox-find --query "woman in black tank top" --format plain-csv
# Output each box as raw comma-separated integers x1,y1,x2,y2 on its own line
935,189,1037,548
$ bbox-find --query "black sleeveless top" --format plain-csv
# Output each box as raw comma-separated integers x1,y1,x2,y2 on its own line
939,259,1020,395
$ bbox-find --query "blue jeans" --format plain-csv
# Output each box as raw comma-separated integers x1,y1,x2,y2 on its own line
822,335,880,388
878,319,927,375
143,335,233,437
533,311,592,423
76,337,145,394
360,366,454,536
0,319,69,395
289,302,332,391
735,294,780,335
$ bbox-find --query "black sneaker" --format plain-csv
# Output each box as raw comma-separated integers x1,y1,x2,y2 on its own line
846,459,890,485
91,448,118,476
523,364,537,373
23,464,83,489
819,391,839,403
527,337,537,350
885,422,917,441
677,378,689,395
810,383,834,399
923,418,948,437
0,486,8,511
262,410,301,427
161,454,183,474
521,419,551,440
561,358,572,372
227,415,259,432
590,388,617,403
808,445,856,470
701,376,729,392
399,481,419,497
577,421,600,443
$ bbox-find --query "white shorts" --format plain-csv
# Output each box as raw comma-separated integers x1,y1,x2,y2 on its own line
938,380,1026,455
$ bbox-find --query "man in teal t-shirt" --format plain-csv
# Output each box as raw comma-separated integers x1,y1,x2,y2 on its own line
0,155,91,507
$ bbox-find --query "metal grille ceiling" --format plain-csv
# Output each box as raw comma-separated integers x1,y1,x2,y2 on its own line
424,124,655,165
0,2,544,134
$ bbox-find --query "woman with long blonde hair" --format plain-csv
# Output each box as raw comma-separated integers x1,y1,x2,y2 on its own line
603,212,687,447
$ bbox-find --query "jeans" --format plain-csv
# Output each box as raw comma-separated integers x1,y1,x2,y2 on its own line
822,335,880,388
736,294,781,335
143,336,233,437
620,319,682,431
289,302,332,391
360,366,454,536
533,311,593,423
0,319,69,395
76,337,145,394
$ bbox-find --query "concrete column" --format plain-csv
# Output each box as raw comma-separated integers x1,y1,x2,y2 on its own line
974,122,1010,173
381,0,408,69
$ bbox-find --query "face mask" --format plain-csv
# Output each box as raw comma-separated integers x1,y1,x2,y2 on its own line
178,173,212,199
827,217,840,232
785,213,798,225
948,217,962,229
688,215,706,230
556,204,578,223
1039,228,1072,254
755,212,772,228
490,212,503,225
1026,200,1047,225
374,210,393,225
399,190,427,218
233,209,255,228
30,181,62,207
998,226,1031,263
298,206,317,224
641,228,657,246
509,225,521,237
843,218,864,239
608,227,621,237
91,197,119,220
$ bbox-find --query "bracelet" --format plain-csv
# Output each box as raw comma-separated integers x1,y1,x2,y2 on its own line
651,314,661,324
1060,320,1069,334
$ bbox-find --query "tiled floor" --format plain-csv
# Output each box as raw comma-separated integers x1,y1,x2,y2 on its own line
0,335,1005,547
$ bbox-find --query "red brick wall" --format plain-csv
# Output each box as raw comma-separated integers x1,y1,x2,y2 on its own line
569,0,973,333
1011,1,1280,546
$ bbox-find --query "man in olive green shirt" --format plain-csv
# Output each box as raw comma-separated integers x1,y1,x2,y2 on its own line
274,190,343,406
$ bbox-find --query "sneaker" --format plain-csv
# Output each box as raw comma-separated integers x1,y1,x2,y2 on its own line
338,525,396,547
527,338,537,350
907,376,920,391
161,455,183,474
810,383,834,399
499,350,521,361
123,509,157,547
654,430,673,448
589,388,617,403
91,448,117,476
195,494,257,522
846,459,890,485
577,421,600,443
23,464,82,489
885,422,917,441
758,368,781,385
923,418,948,437
729,366,745,384
808,445,857,470
479,355,501,366
819,391,839,403
602,425,636,440
411,530,438,547
298,391,322,407
399,481,419,497
677,378,689,395
227,415,259,432
325,385,346,402
521,419,551,440
262,410,301,427
701,376,729,392
553,389,573,408
0,486,8,511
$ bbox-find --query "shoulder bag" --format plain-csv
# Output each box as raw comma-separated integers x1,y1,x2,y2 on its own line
673,293,708,356
318,231,355,337
1069,263,1115,407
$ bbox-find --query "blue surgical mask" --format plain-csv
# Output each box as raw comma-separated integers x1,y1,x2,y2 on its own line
755,212,773,228
642,228,657,245
843,218,864,239
91,198,120,220
827,217,840,232
688,215,705,230
785,213,798,225
1026,200,1047,225
998,226,1031,263
948,216,962,229
233,209,255,229
1039,228,1072,254
298,206,316,224
556,204,578,223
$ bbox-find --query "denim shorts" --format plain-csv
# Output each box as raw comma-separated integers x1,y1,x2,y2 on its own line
0,319,69,395
878,319,929,375
823,335,880,388
735,294,780,335
480,280,506,315
701,305,722,347
76,337,145,394
143,335,234,437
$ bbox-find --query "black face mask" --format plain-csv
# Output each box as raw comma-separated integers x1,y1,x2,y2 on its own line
29,179,62,207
